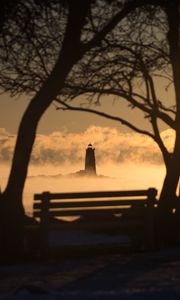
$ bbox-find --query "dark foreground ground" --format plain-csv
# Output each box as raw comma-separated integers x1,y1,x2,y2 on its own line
1,246,180,299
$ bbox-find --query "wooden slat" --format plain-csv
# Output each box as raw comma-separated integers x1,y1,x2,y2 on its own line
31,219,144,231
34,189,155,201
33,206,143,218
33,199,146,210
57,219,143,227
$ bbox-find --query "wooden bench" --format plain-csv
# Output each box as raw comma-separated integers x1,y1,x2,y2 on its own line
33,188,158,253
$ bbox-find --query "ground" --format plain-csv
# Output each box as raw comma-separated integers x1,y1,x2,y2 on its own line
1,246,180,299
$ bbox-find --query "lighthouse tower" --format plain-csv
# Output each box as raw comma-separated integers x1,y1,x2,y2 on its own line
85,144,96,175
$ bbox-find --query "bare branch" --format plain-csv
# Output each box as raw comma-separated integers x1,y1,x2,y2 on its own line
56,98,155,139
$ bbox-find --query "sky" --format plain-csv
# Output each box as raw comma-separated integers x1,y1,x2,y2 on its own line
1,93,152,134
0,91,175,214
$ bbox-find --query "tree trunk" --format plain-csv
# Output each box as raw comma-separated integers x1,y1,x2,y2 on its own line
0,1,90,258
156,1,180,246
158,156,180,245
0,82,70,258
0,89,67,258
160,160,179,208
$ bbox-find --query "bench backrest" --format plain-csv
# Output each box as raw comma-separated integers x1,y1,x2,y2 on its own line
33,188,157,221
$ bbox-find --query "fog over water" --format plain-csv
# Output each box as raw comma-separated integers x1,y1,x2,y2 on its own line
0,125,172,215
22,163,164,215
0,162,164,215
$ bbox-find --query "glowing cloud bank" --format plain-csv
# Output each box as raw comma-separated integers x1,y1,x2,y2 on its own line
0,126,175,166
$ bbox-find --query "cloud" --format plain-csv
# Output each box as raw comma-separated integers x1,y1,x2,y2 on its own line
0,126,175,166
0,128,16,161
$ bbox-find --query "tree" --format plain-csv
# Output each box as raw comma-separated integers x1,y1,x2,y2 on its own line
55,2,180,223
0,0,143,256
0,0,177,255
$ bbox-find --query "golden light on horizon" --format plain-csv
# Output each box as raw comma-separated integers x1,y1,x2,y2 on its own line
0,124,173,215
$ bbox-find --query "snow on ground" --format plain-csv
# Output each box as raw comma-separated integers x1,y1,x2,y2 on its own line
1,247,180,300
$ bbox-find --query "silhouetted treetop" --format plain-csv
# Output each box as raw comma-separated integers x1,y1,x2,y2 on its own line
55,2,180,210
0,0,128,96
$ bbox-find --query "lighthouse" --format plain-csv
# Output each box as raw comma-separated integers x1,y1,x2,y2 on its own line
85,144,96,175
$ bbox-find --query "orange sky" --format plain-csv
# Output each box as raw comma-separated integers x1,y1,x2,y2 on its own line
1,78,174,135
